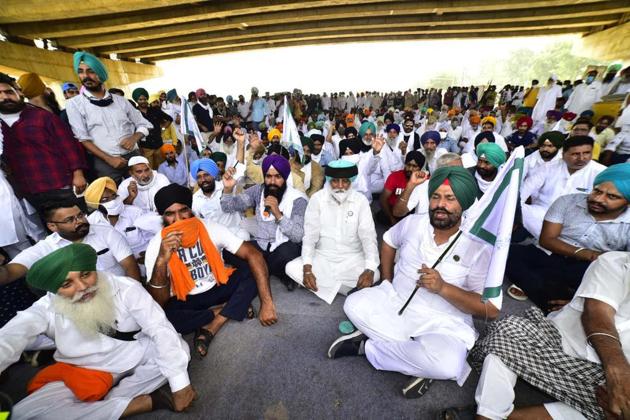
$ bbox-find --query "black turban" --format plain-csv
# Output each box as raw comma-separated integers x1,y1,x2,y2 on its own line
154,183,192,215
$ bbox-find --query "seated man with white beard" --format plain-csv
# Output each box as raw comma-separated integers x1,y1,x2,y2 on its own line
328,166,498,398
118,156,170,213
285,160,379,304
0,244,196,418
418,131,447,173
0,200,141,286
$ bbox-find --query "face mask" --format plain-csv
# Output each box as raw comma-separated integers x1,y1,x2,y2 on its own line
330,187,351,204
101,196,124,216
586,75,595,84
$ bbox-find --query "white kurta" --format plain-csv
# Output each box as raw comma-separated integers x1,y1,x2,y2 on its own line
285,187,379,303
0,170,44,252
117,171,170,213
191,182,250,241
520,159,605,238
564,81,603,115
344,215,492,384
87,205,157,257
521,149,562,182
532,84,562,123
0,273,190,420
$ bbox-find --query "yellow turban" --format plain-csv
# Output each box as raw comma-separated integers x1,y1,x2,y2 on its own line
84,177,117,209
148,93,161,104
481,116,497,127
268,128,282,141
17,73,46,99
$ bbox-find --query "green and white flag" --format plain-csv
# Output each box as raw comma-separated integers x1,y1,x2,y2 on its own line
179,95,205,153
460,146,525,310
281,96,303,161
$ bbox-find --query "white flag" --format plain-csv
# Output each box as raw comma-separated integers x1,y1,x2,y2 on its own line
179,96,204,153
281,96,303,161
460,146,525,310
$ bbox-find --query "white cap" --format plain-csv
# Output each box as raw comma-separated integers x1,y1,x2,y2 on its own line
128,156,150,167
550,74,558,81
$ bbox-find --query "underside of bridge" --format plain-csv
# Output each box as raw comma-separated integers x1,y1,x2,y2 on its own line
0,0,629,82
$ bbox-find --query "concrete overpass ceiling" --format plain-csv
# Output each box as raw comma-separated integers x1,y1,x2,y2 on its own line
2,0,629,63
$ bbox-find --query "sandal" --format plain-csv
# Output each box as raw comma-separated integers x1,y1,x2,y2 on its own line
246,304,256,319
193,328,214,359
507,284,528,301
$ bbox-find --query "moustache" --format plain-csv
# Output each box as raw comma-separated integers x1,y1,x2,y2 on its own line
431,207,452,215
75,223,89,232
71,285,99,303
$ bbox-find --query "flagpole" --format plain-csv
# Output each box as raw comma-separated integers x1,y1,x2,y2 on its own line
398,230,463,316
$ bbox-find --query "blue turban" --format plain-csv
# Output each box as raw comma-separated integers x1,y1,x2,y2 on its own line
262,155,291,180
421,130,441,145
62,82,77,92
325,159,358,182
73,51,108,82
166,89,178,102
386,123,400,134
593,163,630,201
190,158,219,179
359,121,376,137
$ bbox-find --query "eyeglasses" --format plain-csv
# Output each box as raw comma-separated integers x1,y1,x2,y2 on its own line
50,212,87,225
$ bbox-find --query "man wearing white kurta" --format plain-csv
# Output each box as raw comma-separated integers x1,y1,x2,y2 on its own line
521,135,605,238
564,71,603,115
521,131,564,182
328,166,498,398
532,76,563,125
285,161,379,304
118,156,170,213
0,244,195,419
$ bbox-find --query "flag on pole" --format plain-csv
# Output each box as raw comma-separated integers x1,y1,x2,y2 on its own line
179,96,205,153
460,146,525,310
281,96,303,161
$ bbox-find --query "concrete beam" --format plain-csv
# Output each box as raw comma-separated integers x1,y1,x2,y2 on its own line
0,0,195,24
144,28,581,62
0,41,163,88
108,14,619,57
578,20,630,61
4,0,401,38
7,0,577,38
54,0,630,48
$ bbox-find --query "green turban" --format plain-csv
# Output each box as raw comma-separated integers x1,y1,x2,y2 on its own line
26,244,97,294
210,152,227,164
476,143,506,168
538,131,565,148
359,121,376,138
428,166,478,211
166,88,178,102
132,87,149,102
300,135,314,151
73,51,108,82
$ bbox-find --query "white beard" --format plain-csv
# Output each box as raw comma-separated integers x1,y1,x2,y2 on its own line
53,274,117,339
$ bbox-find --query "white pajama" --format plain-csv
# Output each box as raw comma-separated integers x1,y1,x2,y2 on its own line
13,345,169,420
475,354,586,420
344,281,470,384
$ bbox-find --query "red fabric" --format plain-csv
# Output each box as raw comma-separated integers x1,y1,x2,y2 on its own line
1,105,87,195
27,362,113,402
384,170,408,207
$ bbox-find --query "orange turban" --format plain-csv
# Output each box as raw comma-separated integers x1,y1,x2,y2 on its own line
345,114,355,127
17,73,46,99
160,143,176,157
470,115,481,124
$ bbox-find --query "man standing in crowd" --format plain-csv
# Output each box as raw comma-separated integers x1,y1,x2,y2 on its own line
66,52,152,183
285,160,379,303
0,72,88,212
